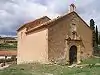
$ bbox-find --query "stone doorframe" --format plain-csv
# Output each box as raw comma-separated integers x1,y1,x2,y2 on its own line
65,39,81,64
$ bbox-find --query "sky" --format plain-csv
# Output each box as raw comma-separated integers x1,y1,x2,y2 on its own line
0,0,100,36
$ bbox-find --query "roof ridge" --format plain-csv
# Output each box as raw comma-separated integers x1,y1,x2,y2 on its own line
35,12,74,26
17,16,50,31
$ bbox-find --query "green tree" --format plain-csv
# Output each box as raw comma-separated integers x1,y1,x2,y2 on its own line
95,25,98,45
98,35,100,45
90,19,95,30
90,19,96,47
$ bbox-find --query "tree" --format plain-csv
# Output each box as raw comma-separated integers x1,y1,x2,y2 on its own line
95,25,98,45
90,19,95,30
90,19,96,47
98,35,100,45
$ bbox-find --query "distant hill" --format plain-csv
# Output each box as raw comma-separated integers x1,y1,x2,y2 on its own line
0,36,17,50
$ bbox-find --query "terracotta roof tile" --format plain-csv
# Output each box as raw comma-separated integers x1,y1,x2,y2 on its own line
0,50,17,56
17,16,51,31
18,12,92,33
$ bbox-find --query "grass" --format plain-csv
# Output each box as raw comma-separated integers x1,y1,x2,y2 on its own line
0,43,17,50
81,57,100,64
0,58,100,75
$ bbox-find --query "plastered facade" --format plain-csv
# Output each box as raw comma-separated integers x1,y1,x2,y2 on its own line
17,12,93,64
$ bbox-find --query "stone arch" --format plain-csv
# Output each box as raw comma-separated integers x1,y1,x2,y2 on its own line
69,45,77,65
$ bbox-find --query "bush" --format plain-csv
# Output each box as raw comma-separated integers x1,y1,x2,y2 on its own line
0,56,17,63
94,46,100,57
0,43,17,49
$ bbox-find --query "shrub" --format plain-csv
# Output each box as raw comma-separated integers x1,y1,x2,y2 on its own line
0,56,17,63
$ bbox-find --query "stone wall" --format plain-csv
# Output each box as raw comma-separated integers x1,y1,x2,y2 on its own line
48,15,71,64
74,13,93,59
48,12,93,64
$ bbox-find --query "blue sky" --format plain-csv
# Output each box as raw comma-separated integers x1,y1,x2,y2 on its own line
0,0,100,36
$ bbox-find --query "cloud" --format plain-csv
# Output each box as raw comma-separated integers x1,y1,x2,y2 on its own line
76,0,100,30
0,0,59,36
0,0,100,36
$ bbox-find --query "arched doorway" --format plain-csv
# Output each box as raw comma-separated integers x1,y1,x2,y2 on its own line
69,45,77,65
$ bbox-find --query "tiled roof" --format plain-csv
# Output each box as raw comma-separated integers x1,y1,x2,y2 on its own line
26,12,74,34
18,11,92,33
0,50,17,56
17,16,51,31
